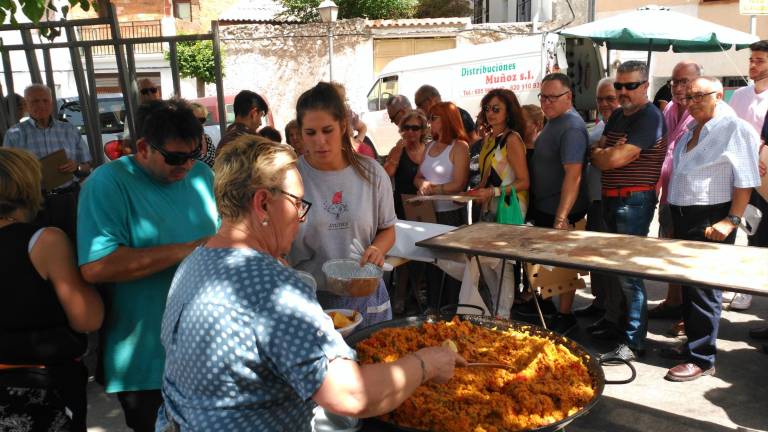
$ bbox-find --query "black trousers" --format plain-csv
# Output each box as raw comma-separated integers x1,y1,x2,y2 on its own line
670,202,735,369
427,208,466,313
116,389,164,432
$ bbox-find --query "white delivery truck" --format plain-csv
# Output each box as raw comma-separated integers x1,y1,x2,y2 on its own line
360,33,603,155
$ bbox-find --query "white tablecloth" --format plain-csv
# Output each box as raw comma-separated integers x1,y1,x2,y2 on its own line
390,220,517,318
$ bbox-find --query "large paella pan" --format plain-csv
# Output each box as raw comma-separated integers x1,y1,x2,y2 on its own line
345,313,635,432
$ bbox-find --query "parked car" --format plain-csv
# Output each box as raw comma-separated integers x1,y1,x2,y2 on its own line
58,95,228,161
57,95,128,160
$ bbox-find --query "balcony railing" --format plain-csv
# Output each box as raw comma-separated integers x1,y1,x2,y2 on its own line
79,20,163,56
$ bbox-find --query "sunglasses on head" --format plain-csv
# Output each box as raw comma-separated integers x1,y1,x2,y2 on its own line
140,87,158,95
401,124,422,132
148,141,201,166
483,105,502,113
613,81,647,91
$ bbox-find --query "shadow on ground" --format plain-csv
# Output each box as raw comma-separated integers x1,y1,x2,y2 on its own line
569,395,743,432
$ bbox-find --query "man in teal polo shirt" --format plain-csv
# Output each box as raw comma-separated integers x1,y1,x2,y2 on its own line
77,100,218,432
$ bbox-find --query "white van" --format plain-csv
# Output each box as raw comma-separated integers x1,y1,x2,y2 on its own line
361,33,603,155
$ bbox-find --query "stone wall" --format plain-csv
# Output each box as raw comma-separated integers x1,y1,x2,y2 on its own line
219,18,373,132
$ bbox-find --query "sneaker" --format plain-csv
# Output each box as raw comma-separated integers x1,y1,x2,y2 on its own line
730,293,752,311
548,313,577,335
599,344,645,363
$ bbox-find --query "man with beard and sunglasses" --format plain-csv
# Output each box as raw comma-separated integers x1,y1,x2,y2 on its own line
76,100,218,432
591,61,667,363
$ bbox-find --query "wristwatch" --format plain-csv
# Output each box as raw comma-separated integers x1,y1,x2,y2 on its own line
727,214,742,226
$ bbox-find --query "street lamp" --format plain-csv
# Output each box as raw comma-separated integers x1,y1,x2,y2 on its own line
317,0,338,82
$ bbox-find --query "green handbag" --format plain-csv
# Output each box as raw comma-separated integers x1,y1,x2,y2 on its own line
496,185,524,225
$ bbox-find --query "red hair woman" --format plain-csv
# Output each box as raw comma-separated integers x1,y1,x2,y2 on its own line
413,102,470,226
413,102,470,313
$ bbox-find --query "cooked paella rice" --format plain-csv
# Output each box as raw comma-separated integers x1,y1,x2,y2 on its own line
356,317,596,432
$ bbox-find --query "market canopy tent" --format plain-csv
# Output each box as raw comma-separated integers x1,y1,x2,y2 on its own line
558,5,759,67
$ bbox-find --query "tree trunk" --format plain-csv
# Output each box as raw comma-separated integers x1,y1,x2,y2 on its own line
196,78,205,97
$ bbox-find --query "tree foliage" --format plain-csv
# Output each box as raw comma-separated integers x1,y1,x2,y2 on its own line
166,40,221,84
0,0,101,39
279,0,416,22
413,0,472,19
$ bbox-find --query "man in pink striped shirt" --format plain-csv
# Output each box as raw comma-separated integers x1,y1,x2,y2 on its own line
648,62,701,333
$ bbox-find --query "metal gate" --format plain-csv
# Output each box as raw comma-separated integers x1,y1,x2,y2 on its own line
0,4,226,166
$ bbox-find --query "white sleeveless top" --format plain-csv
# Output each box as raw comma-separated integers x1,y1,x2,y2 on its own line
420,140,462,212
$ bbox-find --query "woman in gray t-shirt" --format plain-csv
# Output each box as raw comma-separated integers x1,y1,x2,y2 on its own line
289,83,397,327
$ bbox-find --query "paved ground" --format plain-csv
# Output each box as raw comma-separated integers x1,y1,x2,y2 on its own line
84,285,768,432
85,226,768,432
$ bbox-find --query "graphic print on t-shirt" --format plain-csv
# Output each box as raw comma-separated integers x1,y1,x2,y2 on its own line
323,190,350,230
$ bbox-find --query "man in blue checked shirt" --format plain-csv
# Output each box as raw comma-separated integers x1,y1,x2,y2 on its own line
3,84,92,240
662,77,760,382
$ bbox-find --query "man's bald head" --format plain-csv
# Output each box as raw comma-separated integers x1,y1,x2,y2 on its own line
692,76,723,94
671,61,702,105
685,77,723,122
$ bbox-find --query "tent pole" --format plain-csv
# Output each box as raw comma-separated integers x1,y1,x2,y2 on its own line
646,39,652,69
606,46,611,77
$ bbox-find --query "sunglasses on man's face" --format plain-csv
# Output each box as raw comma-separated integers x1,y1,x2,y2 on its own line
401,124,422,132
148,141,201,166
613,81,647,91
197,117,207,124
140,87,158,96
483,105,502,113
683,91,716,103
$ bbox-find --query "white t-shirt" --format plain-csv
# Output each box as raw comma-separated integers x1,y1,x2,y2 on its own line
728,84,768,134
289,156,397,293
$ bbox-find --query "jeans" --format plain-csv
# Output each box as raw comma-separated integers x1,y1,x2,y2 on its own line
602,190,657,349
586,200,624,324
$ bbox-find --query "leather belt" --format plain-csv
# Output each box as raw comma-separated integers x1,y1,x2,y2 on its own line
602,185,655,198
